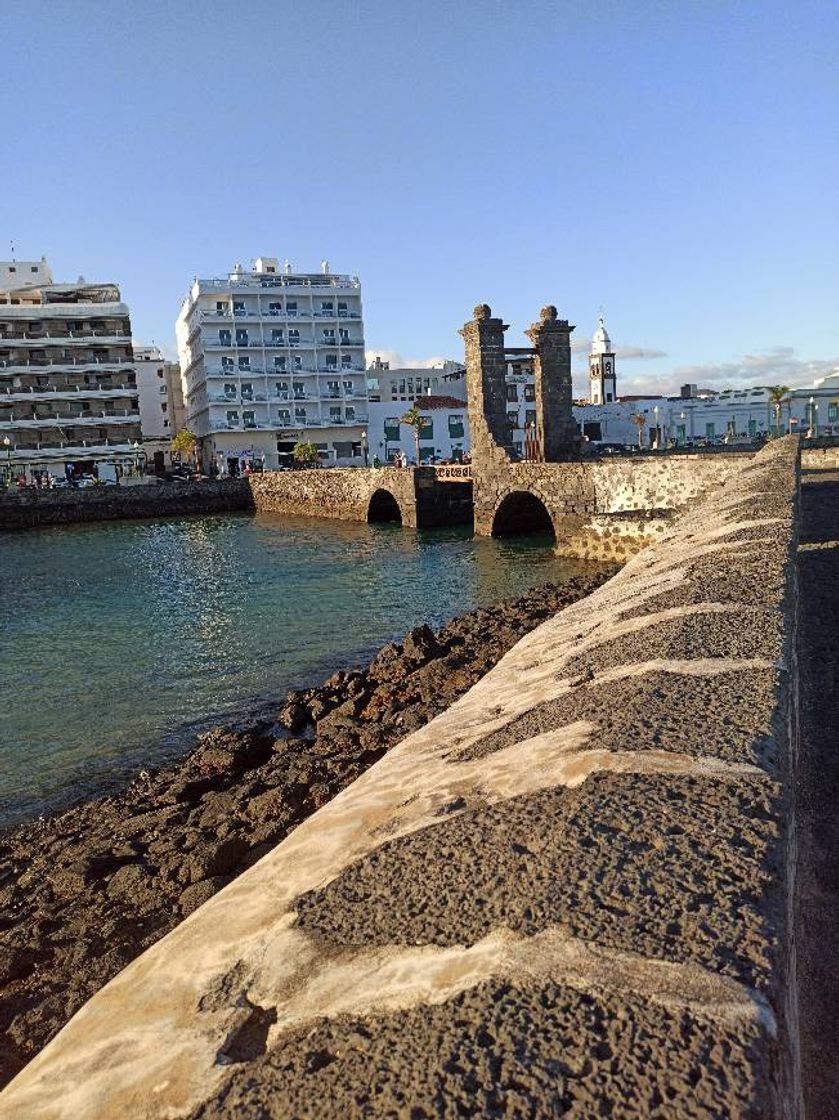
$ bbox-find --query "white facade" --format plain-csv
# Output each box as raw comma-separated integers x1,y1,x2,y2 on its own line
367,358,466,403
589,316,617,405
367,396,470,464
0,259,142,482
135,345,185,471
176,257,368,472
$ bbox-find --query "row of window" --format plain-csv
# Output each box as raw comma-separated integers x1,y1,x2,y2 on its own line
506,384,536,403
220,299,356,316
224,407,359,426
219,354,358,373
215,329,359,346
383,416,465,441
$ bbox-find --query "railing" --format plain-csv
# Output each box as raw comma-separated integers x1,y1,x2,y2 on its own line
0,383,137,395
0,356,134,370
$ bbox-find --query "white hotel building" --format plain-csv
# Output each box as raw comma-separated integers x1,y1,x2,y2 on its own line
176,258,368,473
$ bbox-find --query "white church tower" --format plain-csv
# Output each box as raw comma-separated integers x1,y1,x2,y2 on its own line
589,316,617,405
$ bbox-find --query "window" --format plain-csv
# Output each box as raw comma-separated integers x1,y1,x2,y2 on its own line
343,380,354,392
329,407,342,421
345,406,356,421
278,409,291,425
275,382,289,399
337,302,347,316
268,302,281,315
829,404,839,423
288,329,300,345
419,446,435,463
163,419,170,427
161,403,168,412
341,354,353,369
219,330,231,346
419,415,433,440
294,355,302,370
384,417,400,441
216,301,226,314
295,406,306,421
323,329,336,343
274,356,286,371
293,382,305,398
224,383,236,399
327,380,340,397
226,410,239,426
525,409,537,428
241,383,253,400
157,369,164,379
524,384,535,402
272,329,284,343
339,328,349,343
238,356,250,371
243,411,256,429
506,384,519,402
235,329,248,346
705,422,715,440
233,301,245,313
326,355,338,370
287,302,297,317
321,301,334,312
507,410,519,428
222,357,234,371
448,414,464,439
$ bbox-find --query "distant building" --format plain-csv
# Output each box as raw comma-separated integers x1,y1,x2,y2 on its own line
589,316,617,404
367,358,465,402
0,258,141,482
134,345,184,472
176,257,368,473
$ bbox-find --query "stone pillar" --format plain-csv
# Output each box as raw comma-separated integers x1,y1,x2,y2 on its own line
458,304,512,467
525,305,580,461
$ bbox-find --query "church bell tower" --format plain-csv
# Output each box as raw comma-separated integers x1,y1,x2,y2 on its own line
589,316,617,405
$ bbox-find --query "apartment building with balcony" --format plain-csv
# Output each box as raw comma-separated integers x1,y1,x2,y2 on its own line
176,257,368,472
0,259,141,482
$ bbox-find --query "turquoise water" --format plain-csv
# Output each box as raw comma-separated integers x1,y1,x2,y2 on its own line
0,513,585,828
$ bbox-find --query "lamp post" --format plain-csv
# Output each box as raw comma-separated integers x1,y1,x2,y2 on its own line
808,396,816,439
2,436,10,487
653,406,660,450
361,428,368,467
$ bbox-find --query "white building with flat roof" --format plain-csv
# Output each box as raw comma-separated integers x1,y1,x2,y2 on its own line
176,257,368,473
135,345,184,472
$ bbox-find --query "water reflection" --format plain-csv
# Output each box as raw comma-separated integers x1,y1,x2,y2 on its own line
0,513,589,827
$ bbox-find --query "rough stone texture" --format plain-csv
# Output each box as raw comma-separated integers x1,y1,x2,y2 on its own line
0,438,803,1120
0,479,252,530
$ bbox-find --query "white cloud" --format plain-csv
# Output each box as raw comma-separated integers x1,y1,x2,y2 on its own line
365,348,453,370
671,347,839,391
572,336,668,361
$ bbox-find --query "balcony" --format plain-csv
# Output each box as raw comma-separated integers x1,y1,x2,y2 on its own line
0,355,134,372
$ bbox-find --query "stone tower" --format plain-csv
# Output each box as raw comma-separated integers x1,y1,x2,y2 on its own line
589,315,617,405
458,304,514,469
524,305,580,461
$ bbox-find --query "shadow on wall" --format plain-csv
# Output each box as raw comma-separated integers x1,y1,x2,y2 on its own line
367,489,403,525
491,491,555,538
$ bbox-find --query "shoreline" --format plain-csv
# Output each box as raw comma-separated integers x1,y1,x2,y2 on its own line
0,564,617,1089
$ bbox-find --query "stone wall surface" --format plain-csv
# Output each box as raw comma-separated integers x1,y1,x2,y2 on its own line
0,437,804,1120
0,480,253,530
247,466,420,527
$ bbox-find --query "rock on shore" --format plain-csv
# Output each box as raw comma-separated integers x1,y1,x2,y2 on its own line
0,567,615,1089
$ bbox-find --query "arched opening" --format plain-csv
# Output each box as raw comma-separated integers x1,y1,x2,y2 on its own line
367,489,403,524
492,491,555,538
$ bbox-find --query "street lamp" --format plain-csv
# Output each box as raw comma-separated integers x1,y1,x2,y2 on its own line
808,396,816,439
361,428,368,467
2,436,10,486
653,406,659,450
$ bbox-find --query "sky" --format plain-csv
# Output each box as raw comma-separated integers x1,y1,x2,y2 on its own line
3,0,838,396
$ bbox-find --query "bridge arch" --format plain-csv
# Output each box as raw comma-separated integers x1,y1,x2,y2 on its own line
367,488,403,524
491,490,555,538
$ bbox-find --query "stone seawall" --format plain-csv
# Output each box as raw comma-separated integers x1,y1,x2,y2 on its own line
0,480,253,530
0,438,804,1119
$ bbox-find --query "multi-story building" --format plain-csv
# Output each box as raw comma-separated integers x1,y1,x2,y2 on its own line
367,357,465,402
135,345,184,472
0,258,141,482
176,257,368,473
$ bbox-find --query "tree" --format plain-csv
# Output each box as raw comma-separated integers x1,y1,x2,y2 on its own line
630,411,646,450
171,429,198,465
293,440,319,466
400,405,424,464
767,386,790,438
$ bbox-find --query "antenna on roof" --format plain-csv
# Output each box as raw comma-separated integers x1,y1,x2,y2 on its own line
10,241,15,262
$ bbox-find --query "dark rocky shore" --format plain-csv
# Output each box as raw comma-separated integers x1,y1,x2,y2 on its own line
0,566,616,1089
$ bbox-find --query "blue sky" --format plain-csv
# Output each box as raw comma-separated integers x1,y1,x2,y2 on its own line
4,0,837,394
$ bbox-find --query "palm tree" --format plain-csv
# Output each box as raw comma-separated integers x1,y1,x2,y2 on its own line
630,411,646,450
767,386,790,438
171,428,198,467
400,405,424,464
